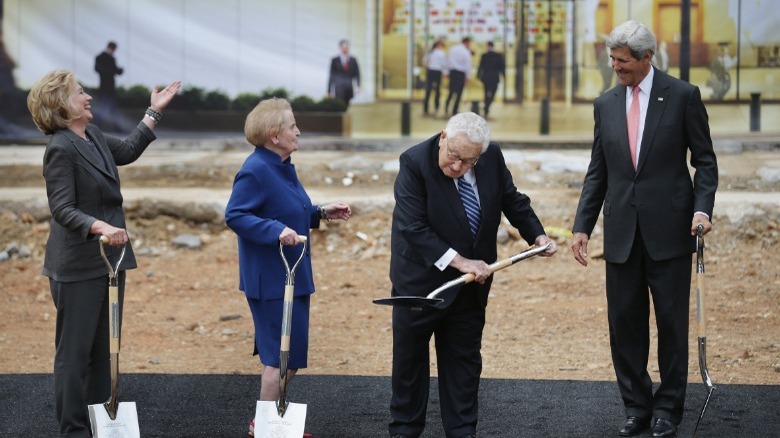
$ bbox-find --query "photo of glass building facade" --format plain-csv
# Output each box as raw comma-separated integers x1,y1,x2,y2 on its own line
377,0,780,103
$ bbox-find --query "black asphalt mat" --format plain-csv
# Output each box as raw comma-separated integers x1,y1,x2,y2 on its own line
1,374,777,437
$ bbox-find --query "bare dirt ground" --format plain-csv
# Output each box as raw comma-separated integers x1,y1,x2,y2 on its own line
0,144,778,387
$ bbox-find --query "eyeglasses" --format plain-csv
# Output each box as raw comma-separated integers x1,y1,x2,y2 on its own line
445,138,480,167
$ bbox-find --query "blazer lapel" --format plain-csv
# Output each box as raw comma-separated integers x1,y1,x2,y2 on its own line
637,72,670,174
611,87,634,171
62,129,114,180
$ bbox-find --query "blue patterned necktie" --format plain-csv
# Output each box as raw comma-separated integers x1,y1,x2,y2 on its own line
457,176,481,237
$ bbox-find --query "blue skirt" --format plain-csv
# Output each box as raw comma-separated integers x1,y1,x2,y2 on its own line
247,295,310,369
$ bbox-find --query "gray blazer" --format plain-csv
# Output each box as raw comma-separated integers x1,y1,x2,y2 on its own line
42,122,155,282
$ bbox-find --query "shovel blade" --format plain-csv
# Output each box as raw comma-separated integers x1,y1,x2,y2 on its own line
372,296,444,307
255,400,307,438
88,401,140,438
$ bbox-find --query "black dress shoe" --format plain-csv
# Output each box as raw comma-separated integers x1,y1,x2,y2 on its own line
390,434,409,438
618,416,650,436
651,418,677,437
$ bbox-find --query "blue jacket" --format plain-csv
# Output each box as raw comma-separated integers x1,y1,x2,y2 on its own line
225,146,320,301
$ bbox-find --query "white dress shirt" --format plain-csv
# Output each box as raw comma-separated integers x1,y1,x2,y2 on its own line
426,48,447,71
446,43,472,77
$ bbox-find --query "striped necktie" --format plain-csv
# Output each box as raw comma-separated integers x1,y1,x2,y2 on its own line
457,176,481,237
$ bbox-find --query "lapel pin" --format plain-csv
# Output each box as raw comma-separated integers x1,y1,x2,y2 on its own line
658,97,664,101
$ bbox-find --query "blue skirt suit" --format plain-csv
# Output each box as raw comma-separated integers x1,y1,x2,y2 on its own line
225,146,321,369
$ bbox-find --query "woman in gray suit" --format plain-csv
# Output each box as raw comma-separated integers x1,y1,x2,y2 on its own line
27,70,180,438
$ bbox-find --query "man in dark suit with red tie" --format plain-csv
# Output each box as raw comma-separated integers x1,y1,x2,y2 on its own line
571,21,718,438
328,39,360,108
388,112,557,438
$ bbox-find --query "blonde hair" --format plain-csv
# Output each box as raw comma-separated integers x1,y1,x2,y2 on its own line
244,98,293,146
27,70,78,135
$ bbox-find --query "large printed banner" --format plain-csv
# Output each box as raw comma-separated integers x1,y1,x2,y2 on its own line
2,0,372,101
387,0,516,44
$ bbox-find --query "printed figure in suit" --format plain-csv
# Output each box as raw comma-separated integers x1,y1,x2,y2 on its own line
571,21,718,438
423,38,447,116
28,69,180,438
224,98,351,437
444,37,473,117
388,112,557,438
328,39,361,108
476,41,505,118
93,41,125,132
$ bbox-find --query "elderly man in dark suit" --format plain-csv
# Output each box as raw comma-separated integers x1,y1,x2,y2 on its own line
476,41,505,118
327,39,360,108
571,21,718,438
388,112,557,438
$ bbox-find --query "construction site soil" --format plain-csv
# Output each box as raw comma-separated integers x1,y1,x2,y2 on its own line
0,144,778,387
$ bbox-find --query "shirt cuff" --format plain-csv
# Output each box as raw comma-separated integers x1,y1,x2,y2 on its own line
434,248,458,271
694,211,710,220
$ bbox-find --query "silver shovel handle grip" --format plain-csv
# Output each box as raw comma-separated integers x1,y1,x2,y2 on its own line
99,235,127,286
279,235,308,286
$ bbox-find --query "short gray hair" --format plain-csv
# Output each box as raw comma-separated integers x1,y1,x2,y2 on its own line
444,112,490,152
607,20,657,61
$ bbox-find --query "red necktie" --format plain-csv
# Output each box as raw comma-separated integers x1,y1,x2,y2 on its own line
343,60,349,71
627,86,641,170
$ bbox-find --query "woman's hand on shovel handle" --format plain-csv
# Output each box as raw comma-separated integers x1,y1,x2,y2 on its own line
279,227,305,246
91,220,128,247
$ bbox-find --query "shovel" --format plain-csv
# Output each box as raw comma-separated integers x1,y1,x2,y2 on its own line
254,236,308,438
693,224,715,437
88,235,140,438
373,243,552,307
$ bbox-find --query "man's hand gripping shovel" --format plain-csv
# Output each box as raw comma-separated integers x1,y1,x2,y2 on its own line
373,243,552,308
88,235,140,438
693,224,715,437
254,236,308,438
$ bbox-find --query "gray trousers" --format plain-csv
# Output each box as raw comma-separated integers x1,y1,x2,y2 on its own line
50,273,125,438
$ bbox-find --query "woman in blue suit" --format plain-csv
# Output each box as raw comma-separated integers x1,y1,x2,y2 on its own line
225,98,351,436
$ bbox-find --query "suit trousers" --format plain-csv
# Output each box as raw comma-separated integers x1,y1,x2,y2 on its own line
605,229,691,424
50,272,125,438
445,70,466,116
390,284,485,438
482,80,498,115
423,69,442,113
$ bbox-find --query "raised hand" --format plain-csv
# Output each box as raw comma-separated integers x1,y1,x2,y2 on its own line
150,80,182,111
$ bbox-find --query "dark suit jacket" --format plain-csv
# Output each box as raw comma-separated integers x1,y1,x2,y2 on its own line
477,51,505,86
390,134,545,308
328,56,360,102
573,69,718,263
42,122,156,282
225,146,320,301
94,52,123,97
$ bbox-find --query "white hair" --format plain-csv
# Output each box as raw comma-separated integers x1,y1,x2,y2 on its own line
444,112,490,152
607,20,657,60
